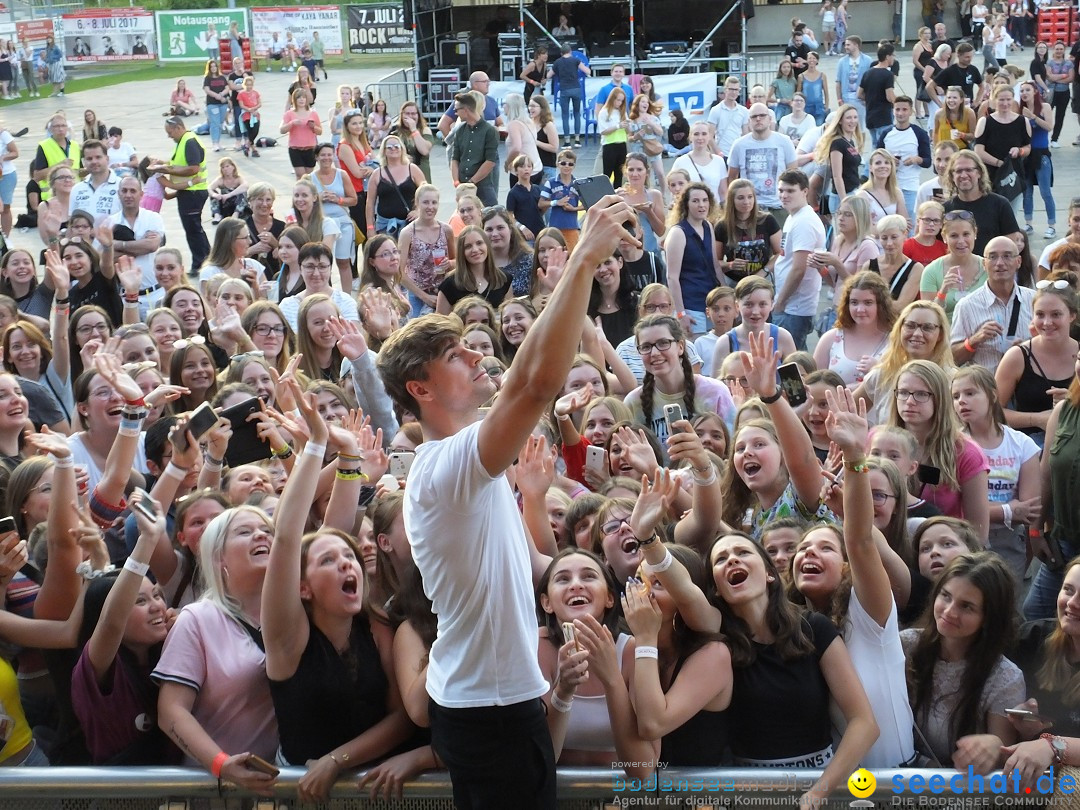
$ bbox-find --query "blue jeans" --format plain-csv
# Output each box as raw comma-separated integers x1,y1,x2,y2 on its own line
560,88,583,137
205,103,227,146
408,290,433,319
772,312,813,350
1023,154,1056,225
902,189,917,234
1023,537,1076,620
869,124,892,148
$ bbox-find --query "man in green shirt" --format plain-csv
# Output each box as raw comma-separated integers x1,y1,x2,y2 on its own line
450,92,499,206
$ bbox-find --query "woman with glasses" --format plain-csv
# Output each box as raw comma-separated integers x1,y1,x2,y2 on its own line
952,365,1041,583
365,133,424,241
359,234,410,320
279,242,359,332
614,284,704,383
399,183,455,318
243,182,285,281
290,179,343,292
995,277,1079,441
624,314,735,446
68,304,113,380
886,359,991,541
197,218,266,299
36,165,75,244
308,142,356,288
814,271,897,388
919,210,986,319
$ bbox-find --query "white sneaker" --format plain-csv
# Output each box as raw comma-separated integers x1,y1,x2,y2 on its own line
1045,226,1057,238
1052,141,1062,148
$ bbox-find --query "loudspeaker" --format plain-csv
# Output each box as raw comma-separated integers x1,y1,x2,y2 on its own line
743,0,755,20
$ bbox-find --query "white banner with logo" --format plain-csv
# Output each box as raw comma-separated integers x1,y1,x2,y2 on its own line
251,6,342,56
488,72,716,135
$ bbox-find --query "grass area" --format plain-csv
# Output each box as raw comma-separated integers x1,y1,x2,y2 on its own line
7,52,411,106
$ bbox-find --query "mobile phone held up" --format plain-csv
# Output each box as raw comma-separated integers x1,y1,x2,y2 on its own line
663,403,687,435
777,363,807,407
572,175,634,233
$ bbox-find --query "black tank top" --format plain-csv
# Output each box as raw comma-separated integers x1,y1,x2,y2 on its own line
1013,341,1074,431
374,168,418,220
537,127,556,168
269,615,390,765
869,257,916,300
659,651,729,765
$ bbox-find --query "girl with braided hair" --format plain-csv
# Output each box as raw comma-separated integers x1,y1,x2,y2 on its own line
623,313,736,444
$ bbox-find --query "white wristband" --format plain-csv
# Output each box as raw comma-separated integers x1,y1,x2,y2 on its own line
163,461,189,481
304,442,327,459
646,548,674,574
123,557,150,577
52,454,74,469
693,467,718,487
635,645,659,660
1002,502,1014,530
549,692,573,713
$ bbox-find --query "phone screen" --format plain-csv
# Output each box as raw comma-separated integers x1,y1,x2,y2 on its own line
777,363,807,407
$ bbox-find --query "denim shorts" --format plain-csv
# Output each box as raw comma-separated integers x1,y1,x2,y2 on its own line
0,171,16,206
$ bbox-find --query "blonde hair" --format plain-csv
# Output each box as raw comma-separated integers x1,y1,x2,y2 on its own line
813,104,867,165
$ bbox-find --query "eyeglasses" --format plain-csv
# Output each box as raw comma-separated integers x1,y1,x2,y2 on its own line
116,323,149,339
76,322,110,337
384,143,402,150
870,490,896,505
986,250,1019,262
88,385,121,401
896,388,933,403
917,216,942,225
52,174,75,182
1037,279,1071,290
252,324,287,336
173,335,207,351
642,303,672,314
557,161,576,166
601,517,632,536
231,350,265,364
301,262,333,272
637,338,675,355
30,481,53,495
721,375,751,388
375,249,401,260
901,320,941,334
950,167,979,176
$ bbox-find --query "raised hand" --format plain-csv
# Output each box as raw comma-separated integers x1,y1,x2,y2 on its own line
328,315,369,360
93,352,143,403
115,255,142,296
292,383,329,445
269,354,303,414
572,614,621,689
553,384,594,419
823,385,869,456
666,421,710,470
144,383,189,411
129,490,167,540
43,247,69,290
743,330,780,399
621,577,661,644
630,468,679,539
516,434,555,501
613,426,659,475
23,425,71,458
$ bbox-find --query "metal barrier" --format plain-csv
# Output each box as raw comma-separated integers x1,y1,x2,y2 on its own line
0,766,1059,809
743,50,789,95
365,78,462,129
367,67,418,122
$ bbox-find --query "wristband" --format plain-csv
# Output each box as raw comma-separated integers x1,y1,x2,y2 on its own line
1029,527,1043,538
964,338,976,353
844,458,869,474
646,548,674,573
760,389,783,405
163,461,190,481
693,467,718,487
124,396,146,408
555,412,571,422
76,561,116,580
119,413,144,436
935,290,947,301
337,451,363,463
635,532,658,548
304,442,327,459
210,751,229,779
123,557,150,577
271,445,294,460
53,297,69,306
549,692,574,713
1002,502,1014,530
203,453,224,470
52,454,74,468
124,298,139,308
328,750,350,767
335,468,368,481
635,645,659,660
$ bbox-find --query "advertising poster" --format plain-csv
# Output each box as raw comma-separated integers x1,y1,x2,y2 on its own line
155,10,248,62
61,8,155,62
251,7,342,56
347,4,412,54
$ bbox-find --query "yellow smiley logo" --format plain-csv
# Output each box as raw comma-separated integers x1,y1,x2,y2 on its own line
847,768,876,799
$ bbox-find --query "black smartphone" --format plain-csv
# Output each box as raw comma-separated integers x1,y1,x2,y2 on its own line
173,403,217,452
918,464,942,486
573,175,617,210
0,516,15,535
777,363,807,407
220,396,272,468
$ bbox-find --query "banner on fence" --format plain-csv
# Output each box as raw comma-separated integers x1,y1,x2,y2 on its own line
155,10,248,62
487,72,718,134
16,19,54,46
60,8,155,62
346,4,411,54
250,7,342,56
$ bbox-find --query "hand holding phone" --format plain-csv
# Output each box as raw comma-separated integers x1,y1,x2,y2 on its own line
777,362,808,407
663,403,688,434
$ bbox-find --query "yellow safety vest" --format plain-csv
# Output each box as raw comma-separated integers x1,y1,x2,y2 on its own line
38,137,80,202
170,131,207,191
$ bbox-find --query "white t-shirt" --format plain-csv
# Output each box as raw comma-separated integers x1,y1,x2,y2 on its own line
983,425,1040,504
880,125,925,192
778,113,814,145
916,177,944,207
105,208,166,289
671,153,728,203
0,131,14,176
775,203,826,317
68,431,148,495
198,258,266,287
726,132,798,209
279,288,360,331
107,142,137,177
1038,236,1068,272
404,421,549,708
69,171,121,222
707,101,750,156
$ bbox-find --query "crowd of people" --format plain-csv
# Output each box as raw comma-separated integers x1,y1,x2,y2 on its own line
1,11,1080,810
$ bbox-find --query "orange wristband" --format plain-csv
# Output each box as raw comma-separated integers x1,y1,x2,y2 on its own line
210,751,228,778
964,338,976,353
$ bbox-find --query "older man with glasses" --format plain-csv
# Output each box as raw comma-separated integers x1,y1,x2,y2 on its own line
950,234,1034,369
941,149,1021,255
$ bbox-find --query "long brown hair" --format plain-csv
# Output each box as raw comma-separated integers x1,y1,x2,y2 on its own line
1036,556,1080,707
635,314,696,429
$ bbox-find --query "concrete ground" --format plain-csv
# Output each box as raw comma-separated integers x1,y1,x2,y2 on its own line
4,47,1075,263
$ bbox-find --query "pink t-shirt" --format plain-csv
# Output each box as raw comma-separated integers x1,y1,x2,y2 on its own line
151,600,278,764
920,435,990,519
284,110,320,149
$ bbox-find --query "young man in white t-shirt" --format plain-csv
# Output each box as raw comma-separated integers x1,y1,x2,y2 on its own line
773,169,826,350
726,103,799,216
376,196,640,810
707,76,750,157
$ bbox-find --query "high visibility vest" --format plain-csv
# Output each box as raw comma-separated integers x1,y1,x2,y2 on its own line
170,131,207,191
38,138,80,202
